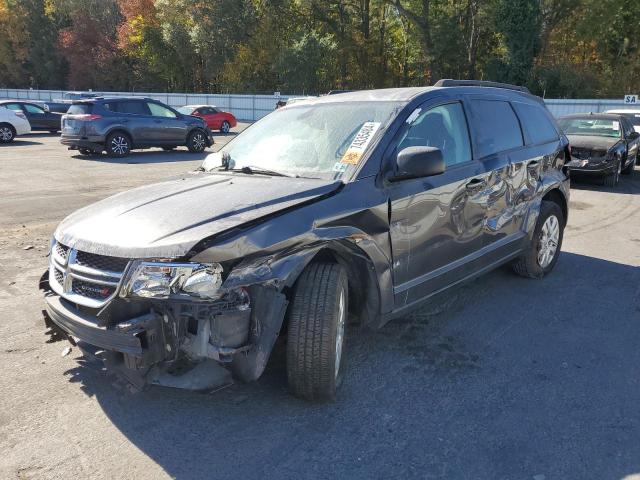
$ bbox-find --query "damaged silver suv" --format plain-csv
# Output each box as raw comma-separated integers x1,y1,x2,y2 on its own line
42,80,570,400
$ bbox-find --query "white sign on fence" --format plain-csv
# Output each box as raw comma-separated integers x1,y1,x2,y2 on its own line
624,95,638,104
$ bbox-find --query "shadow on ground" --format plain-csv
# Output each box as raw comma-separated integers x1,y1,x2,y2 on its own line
71,149,211,164
61,252,640,479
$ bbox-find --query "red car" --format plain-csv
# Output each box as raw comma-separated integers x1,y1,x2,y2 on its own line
178,105,237,133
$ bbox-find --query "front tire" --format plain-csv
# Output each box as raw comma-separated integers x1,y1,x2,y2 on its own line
220,121,231,134
512,200,564,279
0,124,15,143
106,132,131,158
286,263,348,401
604,159,621,187
187,129,207,153
622,155,636,175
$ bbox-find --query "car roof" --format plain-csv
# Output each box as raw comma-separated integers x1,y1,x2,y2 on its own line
287,83,540,107
181,105,218,109
559,113,625,120
606,109,640,114
71,96,154,104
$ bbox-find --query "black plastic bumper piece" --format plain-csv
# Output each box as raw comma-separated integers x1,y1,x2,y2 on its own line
44,294,143,356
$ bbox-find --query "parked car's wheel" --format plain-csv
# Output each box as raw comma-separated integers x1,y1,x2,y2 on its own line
286,262,348,401
106,132,131,158
220,121,231,134
187,129,207,153
0,123,15,143
622,154,636,175
78,148,93,155
604,159,621,187
512,200,564,279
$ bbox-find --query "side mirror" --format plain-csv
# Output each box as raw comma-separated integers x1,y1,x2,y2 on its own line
390,146,445,181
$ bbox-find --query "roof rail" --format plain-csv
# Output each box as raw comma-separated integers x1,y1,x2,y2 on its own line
434,79,530,94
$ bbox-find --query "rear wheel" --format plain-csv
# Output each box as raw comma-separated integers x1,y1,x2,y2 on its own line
604,159,621,187
106,132,131,158
0,124,15,143
512,200,564,279
220,121,231,134
286,263,348,401
187,129,207,153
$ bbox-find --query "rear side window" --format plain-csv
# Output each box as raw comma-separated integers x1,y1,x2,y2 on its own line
469,100,523,158
513,102,559,145
24,104,45,114
107,101,149,115
67,104,92,115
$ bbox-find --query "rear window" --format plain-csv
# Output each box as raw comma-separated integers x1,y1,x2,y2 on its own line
67,104,92,115
469,100,524,158
513,102,559,145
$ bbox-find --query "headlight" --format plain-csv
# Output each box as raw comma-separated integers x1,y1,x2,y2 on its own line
121,261,223,300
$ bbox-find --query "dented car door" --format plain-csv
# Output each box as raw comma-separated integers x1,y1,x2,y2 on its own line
387,100,487,308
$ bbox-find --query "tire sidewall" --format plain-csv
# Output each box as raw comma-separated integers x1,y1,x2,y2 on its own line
533,202,564,276
106,132,131,157
0,124,15,143
188,129,207,152
221,121,230,134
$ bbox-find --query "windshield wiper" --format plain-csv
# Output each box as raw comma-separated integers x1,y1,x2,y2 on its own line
228,166,296,177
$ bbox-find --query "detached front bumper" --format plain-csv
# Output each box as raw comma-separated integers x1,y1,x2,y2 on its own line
45,294,147,356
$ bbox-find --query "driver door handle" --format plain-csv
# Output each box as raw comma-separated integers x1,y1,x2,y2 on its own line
465,178,486,192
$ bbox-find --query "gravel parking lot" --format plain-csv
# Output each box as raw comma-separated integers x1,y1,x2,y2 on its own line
1,131,639,479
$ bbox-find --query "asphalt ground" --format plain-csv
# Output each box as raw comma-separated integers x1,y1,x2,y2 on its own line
1,129,639,480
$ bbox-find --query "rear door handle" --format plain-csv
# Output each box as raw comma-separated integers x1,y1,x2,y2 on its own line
465,178,486,192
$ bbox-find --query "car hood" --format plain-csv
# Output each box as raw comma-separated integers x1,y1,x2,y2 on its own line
566,135,620,151
55,173,341,259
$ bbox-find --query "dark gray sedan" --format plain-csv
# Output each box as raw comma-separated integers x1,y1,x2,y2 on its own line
0,100,63,132
559,113,639,187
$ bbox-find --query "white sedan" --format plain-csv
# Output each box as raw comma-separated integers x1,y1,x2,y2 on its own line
0,105,31,143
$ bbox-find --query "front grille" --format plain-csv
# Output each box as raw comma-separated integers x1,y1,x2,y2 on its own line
572,148,591,160
75,250,129,273
54,268,64,285
72,279,115,300
49,241,130,308
55,242,69,260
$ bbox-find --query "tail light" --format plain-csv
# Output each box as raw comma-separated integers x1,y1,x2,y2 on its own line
66,114,102,121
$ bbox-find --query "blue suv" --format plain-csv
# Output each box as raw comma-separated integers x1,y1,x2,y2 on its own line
60,97,213,157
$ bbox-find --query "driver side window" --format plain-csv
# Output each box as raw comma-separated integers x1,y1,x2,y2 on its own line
398,102,472,167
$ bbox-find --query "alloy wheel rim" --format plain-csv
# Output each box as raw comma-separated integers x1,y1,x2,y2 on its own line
222,122,230,133
0,127,13,141
111,136,128,155
193,133,205,150
538,214,560,268
335,289,346,378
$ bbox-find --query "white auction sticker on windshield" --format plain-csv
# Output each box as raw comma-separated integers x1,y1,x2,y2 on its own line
341,122,381,165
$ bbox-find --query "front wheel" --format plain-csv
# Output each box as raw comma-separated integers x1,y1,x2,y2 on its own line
622,155,636,175
106,132,131,158
512,200,564,279
286,263,348,401
604,159,621,187
220,121,231,134
187,129,207,153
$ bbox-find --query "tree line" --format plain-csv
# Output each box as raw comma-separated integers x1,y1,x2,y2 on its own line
1,0,639,98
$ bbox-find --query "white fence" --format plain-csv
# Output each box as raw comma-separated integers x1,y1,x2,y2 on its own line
0,88,634,121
